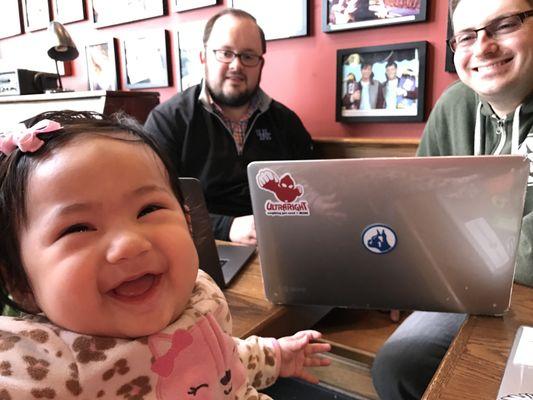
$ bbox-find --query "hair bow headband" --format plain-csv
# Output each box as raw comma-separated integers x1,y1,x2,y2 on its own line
0,119,63,156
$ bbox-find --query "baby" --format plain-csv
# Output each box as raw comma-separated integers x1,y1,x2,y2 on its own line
0,111,330,399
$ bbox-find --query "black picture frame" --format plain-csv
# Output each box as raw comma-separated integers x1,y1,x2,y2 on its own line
54,0,86,24
122,30,171,90
231,0,308,41
85,38,119,91
0,0,24,39
173,0,217,13
176,21,205,91
91,0,166,28
22,0,51,32
323,0,427,33
336,41,427,123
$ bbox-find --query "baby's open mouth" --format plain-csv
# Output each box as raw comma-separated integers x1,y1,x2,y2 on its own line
111,273,161,298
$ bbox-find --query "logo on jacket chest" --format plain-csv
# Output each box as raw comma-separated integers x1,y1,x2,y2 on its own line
517,133,533,186
255,129,272,141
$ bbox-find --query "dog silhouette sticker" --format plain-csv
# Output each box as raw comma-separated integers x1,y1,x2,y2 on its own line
362,224,397,254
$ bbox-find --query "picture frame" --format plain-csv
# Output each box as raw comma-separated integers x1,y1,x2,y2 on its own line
122,30,171,90
173,0,217,13
91,0,166,28
54,0,86,24
0,0,24,39
336,41,427,123
22,0,51,32
231,0,308,41
176,21,205,91
323,0,427,33
85,38,119,91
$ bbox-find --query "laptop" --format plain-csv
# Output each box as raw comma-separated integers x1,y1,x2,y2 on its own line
247,155,529,315
497,325,533,399
179,177,256,288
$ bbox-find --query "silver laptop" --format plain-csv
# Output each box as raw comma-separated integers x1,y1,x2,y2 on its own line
247,155,529,315
497,325,533,399
180,178,256,288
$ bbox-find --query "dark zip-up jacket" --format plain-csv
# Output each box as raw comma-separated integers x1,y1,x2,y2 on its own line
144,84,314,240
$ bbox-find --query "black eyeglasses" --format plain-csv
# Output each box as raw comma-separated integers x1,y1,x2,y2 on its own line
211,49,263,67
448,9,533,52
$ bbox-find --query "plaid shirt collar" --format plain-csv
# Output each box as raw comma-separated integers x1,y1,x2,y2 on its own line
199,82,271,153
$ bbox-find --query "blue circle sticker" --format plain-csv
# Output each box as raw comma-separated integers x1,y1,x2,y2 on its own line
362,224,397,254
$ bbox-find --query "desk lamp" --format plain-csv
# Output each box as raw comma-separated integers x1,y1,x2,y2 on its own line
47,21,78,92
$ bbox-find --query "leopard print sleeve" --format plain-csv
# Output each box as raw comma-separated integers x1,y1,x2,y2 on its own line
0,316,81,399
235,335,281,390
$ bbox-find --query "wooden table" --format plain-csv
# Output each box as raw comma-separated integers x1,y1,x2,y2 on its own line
423,283,533,399
224,251,330,339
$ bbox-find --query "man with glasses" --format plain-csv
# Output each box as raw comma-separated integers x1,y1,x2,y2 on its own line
372,0,533,399
144,9,313,244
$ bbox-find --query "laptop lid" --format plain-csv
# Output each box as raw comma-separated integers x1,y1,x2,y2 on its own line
497,325,533,399
247,155,529,315
179,177,255,288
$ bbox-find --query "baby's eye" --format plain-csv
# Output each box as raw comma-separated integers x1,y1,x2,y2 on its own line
138,204,163,218
59,224,92,238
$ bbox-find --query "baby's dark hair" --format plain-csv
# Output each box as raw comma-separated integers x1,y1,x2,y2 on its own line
0,110,184,314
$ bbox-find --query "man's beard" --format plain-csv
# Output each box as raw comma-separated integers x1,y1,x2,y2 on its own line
206,77,259,107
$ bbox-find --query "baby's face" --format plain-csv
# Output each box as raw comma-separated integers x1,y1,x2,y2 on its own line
18,135,198,338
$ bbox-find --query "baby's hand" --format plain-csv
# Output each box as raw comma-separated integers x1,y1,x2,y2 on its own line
277,330,331,384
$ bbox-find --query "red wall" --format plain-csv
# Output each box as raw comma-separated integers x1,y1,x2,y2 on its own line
2,0,457,139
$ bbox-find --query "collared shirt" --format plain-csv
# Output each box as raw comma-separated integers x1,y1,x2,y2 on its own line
199,84,260,154
211,97,259,154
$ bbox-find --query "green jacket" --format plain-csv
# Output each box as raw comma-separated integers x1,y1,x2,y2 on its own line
418,81,533,287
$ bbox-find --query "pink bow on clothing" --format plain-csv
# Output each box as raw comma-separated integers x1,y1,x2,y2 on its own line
151,330,194,378
0,119,62,156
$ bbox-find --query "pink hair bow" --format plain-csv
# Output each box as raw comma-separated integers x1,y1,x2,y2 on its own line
0,119,62,156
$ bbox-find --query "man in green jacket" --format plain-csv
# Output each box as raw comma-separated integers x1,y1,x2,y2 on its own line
372,0,533,398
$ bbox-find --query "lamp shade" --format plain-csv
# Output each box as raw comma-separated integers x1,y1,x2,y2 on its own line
47,21,79,61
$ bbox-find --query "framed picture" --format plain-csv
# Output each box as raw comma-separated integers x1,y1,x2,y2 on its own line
323,0,427,33
336,41,427,123
91,0,166,28
54,0,86,24
123,30,171,90
85,39,119,91
231,0,308,41
22,0,51,31
0,0,24,39
173,0,217,12
176,20,205,91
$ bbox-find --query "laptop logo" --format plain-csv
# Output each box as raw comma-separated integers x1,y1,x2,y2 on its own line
256,168,310,216
362,224,397,254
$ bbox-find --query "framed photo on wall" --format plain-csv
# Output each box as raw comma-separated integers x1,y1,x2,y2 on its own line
0,0,24,39
231,0,308,41
336,41,427,123
323,0,427,33
123,30,171,89
54,0,86,24
85,38,119,91
176,20,205,91
91,0,166,28
22,0,51,31
173,0,217,12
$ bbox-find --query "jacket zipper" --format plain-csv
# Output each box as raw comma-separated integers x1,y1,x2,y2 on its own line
492,116,507,155
205,107,264,156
